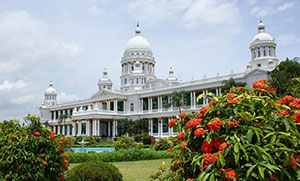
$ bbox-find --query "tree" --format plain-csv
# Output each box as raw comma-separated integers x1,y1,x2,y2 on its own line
270,57,300,97
117,119,134,136
133,119,149,135
168,90,187,113
288,77,300,97
221,77,244,93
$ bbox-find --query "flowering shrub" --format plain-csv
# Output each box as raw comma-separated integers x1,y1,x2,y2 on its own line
0,115,69,180
56,135,74,148
153,138,173,151
113,136,137,150
153,79,300,180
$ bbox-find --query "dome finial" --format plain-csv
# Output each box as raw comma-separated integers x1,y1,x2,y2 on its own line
258,19,265,33
49,80,53,87
135,22,141,36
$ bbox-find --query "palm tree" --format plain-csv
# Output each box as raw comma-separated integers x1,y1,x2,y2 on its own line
168,90,187,113
58,113,69,124
222,78,244,93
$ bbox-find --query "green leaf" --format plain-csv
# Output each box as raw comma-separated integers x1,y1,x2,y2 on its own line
246,129,253,143
234,143,239,153
246,164,257,178
197,94,205,102
258,165,265,179
263,132,276,140
209,174,215,181
203,173,211,181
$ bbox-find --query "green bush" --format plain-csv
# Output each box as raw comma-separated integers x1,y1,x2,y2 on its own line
134,134,145,142
74,136,84,144
65,161,122,181
153,138,173,151
70,142,114,148
143,135,155,145
105,139,114,144
0,116,69,180
84,136,95,145
66,148,172,163
113,136,136,150
56,135,73,148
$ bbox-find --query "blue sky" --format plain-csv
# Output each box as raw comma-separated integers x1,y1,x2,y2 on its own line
0,0,299,121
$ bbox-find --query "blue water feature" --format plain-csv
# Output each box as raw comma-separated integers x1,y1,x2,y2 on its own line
70,147,115,152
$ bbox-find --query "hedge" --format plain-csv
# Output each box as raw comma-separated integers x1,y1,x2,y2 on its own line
66,148,172,163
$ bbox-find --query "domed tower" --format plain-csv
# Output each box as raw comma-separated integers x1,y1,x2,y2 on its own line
98,68,113,90
166,67,178,85
44,81,57,106
247,20,279,71
120,23,156,91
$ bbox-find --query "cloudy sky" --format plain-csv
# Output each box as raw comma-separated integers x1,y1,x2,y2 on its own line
0,0,299,121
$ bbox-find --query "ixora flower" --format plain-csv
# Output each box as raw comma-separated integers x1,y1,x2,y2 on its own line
42,161,47,165
203,153,219,169
227,98,239,105
218,142,230,153
177,132,185,140
169,119,178,128
34,132,40,137
227,121,240,128
198,105,210,118
186,179,194,181
180,141,187,149
194,128,205,137
185,119,202,129
219,168,238,180
208,119,222,132
178,112,186,118
226,93,235,99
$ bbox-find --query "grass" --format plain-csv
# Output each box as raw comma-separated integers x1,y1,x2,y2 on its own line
69,158,171,181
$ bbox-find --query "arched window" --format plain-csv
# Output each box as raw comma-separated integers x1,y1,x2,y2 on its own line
131,64,134,71
130,103,134,112
258,48,261,57
136,78,139,84
263,47,266,56
124,78,127,85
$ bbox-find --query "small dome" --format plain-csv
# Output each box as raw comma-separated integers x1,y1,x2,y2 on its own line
124,23,152,52
252,32,274,42
45,81,57,95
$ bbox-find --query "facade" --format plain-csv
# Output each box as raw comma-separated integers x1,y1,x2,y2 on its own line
40,21,278,138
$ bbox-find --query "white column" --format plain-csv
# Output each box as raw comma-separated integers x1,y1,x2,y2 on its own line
99,102,103,110
58,125,61,135
149,97,153,112
206,89,209,105
92,120,96,136
97,120,101,137
108,121,111,137
86,120,90,136
219,87,222,97
78,121,82,136
150,119,153,135
216,87,219,97
112,121,116,139
158,96,162,112
114,100,118,113
148,119,151,135
107,101,111,111
148,97,151,112
159,118,162,137
66,125,69,136
190,92,193,108
140,98,143,113
62,125,65,135
54,111,57,120
123,100,127,114
72,122,76,137
193,91,196,108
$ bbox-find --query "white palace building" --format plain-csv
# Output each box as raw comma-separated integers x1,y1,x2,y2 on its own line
40,21,279,139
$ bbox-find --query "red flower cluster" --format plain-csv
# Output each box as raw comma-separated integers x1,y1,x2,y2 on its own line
198,105,210,118
208,119,223,132
267,174,279,181
291,155,298,168
226,93,235,99
185,119,202,129
178,112,186,118
62,153,69,158
218,142,230,153
50,131,55,140
227,98,239,105
283,95,293,102
186,179,194,181
219,168,238,180
253,78,268,89
167,148,172,152
171,158,182,171
194,128,205,138
227,121,240,128
201,139,221,153
34,132,40,137
203,153,219,169
168,119,178,128
58,141,63,145
177,132,185,140
293,110,300,123
180,141,187,149
276,110,290,116
209,100,218,106
289,98,300,109
40,154,44,158
42,161,47,165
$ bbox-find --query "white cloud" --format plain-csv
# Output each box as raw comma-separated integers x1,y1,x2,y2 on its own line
0,80,26,91
251,1,295,17
0,10,81,76
57,92,81,104
128,0,239,28
183,0,239,28
278,34,300,46
10,95,34,104
277,2,295,11
86,5,105,16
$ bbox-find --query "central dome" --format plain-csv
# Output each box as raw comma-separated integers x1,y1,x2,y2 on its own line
252,32,274,42
124,24,152,52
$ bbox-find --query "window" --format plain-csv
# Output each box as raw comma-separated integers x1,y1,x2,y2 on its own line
269,47,272,56
257,63,261,67
263,47,266,56
131,64,134,71
132,79,134,84
136,78,139,84
142,63,145,70
130,103,134,112
253,51,256,58
124,78,127,85
258,48,261,57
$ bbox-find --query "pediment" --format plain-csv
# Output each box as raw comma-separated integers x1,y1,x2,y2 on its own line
245,68,269,77
90,89,125,100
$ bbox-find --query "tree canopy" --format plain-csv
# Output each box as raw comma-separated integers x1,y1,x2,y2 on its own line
270,57,300,97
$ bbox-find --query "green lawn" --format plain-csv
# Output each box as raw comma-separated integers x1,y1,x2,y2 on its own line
69,158,171,181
